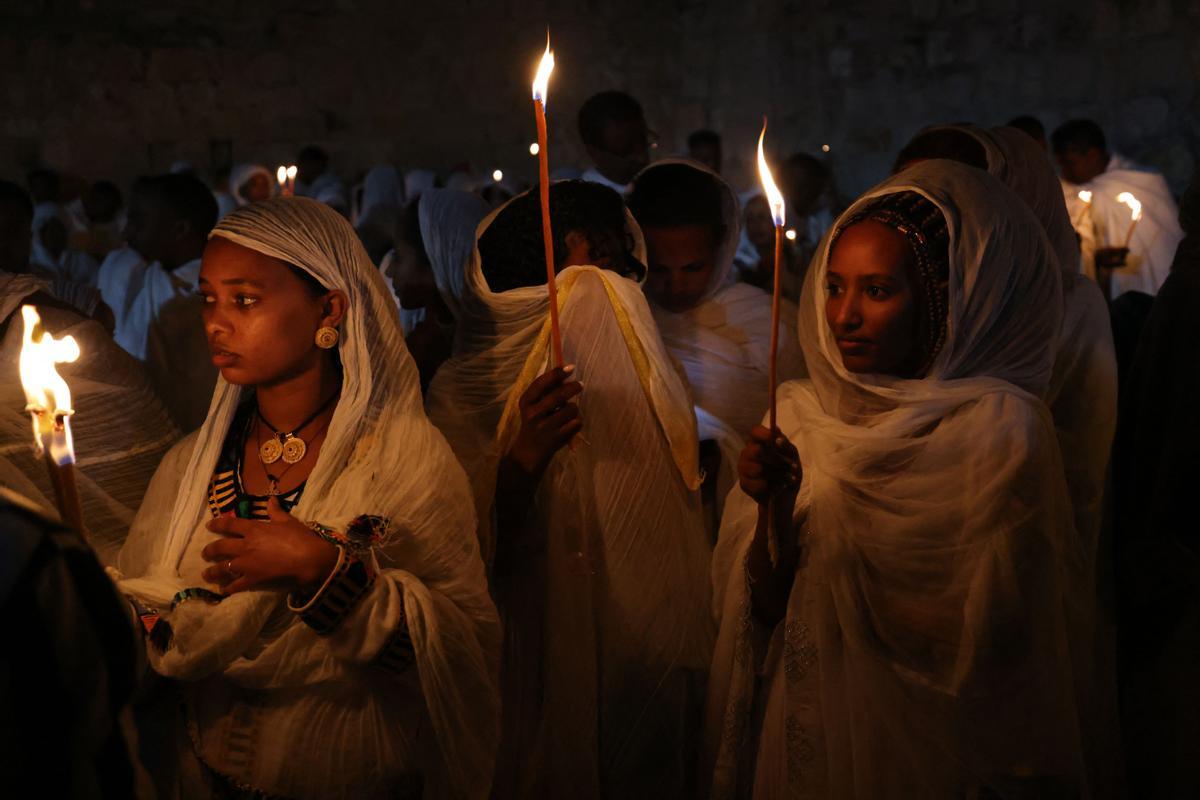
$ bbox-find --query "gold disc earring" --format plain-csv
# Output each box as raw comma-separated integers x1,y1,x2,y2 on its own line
315,326,339,349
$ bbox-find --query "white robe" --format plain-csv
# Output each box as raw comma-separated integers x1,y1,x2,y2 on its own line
707,163,1096,799
427,194,713,798
1063,153,1183,297
115,197,500,799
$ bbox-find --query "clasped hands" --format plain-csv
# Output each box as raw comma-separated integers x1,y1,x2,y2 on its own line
201,495,339,595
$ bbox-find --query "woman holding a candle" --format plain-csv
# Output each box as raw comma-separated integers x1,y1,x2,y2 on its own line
706,162,1094,798
114,197,500,799
427,180,714,798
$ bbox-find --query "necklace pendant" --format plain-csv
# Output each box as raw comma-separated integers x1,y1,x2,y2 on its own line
259,437,283,464
281,434,307,465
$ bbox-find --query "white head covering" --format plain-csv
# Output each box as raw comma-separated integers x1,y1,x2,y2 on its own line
632,157,741,300
708,162,1090,797
922,125,1118,606
426,185,713,794
116,197,499,798
355,165,406,232
228,163,273,206
415,188,491,320
929,124,1080,274
1,287,180,565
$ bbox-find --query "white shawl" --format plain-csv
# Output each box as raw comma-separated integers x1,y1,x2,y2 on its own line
707,162,1092,798
426,189,713,797
115,197,500,799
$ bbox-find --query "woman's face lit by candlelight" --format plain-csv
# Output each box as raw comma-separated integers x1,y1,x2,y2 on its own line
825,220,919,377
199,237,347,388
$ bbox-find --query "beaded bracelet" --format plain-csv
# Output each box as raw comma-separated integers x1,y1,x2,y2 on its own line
288,546,376,635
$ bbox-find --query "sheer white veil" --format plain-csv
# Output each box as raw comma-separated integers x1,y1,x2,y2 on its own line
707,162,1091,797
115,197,499,797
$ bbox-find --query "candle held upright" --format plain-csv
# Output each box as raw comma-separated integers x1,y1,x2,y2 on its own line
532,35,563,367
754,119,788,565
756,118,787,431
18,305,85,533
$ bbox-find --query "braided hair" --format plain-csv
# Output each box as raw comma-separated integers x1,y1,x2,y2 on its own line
478,180,634,293
838,190,951,375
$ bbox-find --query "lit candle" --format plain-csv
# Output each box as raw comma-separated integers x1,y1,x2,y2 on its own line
755,120,788,565
1071,189,1092,230
756,118,786,432
18,305,85,533
276,166,288,197
1117,191,1142,249
532,34,563,367
287,165,298,197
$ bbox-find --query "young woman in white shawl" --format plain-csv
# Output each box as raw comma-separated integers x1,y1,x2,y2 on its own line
628,160,805,536
113,197,500,799
707,161,1097,798
426,180,715,798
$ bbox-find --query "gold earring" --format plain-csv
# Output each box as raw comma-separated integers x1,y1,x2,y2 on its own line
315,326,339,349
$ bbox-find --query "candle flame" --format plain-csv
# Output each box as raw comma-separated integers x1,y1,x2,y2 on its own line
492,169,504,182
286,165,298,180
1117,191,1142,222
1078,190,1092,203
785,228,798,241
532,35,554,107
18,305,79,464
276,166,287,185
757,117,786,227
529,142,540,156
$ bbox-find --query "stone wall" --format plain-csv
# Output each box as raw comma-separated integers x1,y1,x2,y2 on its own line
2,0,1197,198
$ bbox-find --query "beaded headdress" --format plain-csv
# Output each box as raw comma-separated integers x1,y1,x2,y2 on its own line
836,190,951,376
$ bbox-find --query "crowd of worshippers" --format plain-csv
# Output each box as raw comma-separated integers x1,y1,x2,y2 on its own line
0,86,1195,799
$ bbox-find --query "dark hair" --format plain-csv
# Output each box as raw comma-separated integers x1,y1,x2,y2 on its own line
893,128,989,174
144,173,219,238
628,163,725,243
578,91,644,148
1006,115,1045,141
0,179,34,218
287,264,330,296
479,180,630,293
688,129,721,149
1051,119,1107,155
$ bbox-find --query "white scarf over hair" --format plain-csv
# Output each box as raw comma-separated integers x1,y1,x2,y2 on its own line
228,163,273,206
417,188,491,320
707,162,1094,798
1,276,180,565
426,189,713,797
115,197,499,799
635,158,805,528
954,125,1117,598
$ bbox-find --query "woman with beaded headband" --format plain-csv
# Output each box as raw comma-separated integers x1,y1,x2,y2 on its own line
706,161,1095,798
113,197,500,799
